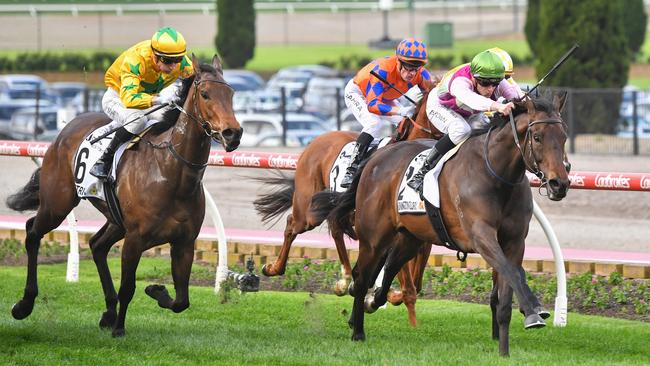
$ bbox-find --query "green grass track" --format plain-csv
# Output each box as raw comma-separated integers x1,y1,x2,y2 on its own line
1,258,649,365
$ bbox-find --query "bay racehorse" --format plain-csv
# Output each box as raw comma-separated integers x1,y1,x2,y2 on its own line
254,88,440,326
310,94,569,356
5,55,242,337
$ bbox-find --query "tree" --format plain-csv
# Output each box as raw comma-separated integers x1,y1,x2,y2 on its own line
535,0,630,134
524,0,540,56
215,0,256,69
620,0,647,59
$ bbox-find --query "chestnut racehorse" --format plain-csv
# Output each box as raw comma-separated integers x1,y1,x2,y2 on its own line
6,55,242,337
311,94,570,356
254,89,439,326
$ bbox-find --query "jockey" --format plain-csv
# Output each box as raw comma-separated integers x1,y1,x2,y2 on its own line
340,37,435,188
488,47,526,100
90,26,194,180
407,48,524,193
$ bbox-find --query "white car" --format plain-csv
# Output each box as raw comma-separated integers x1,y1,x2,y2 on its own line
237,112,329,147
303,77,347,116
8,106,63,141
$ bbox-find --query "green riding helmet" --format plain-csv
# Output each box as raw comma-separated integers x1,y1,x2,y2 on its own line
470,50,505,80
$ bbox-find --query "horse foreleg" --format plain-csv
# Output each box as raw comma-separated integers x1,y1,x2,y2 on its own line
516,266,550,319
490,271,499,340
145,240,194,313
90,223,125,329
333,231,352,296
495,272,514,357
370,235,419,314
396,265,418,327
113,239,142,337
263,214,299,276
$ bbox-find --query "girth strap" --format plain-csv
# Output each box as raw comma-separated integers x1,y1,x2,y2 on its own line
423,199,467,261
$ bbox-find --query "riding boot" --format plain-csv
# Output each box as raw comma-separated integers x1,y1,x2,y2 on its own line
407,134,456,193
89,127,135,180
340,132,373,188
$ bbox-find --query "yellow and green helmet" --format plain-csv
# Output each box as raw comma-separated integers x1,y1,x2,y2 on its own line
488,47,514,77
470,50,505,80
151,27,187,58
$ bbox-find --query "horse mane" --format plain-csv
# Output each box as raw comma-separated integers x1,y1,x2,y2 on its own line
469,96,555,138
150,63,222,135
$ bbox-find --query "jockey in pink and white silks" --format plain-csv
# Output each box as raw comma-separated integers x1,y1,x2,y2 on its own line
407,48,525,193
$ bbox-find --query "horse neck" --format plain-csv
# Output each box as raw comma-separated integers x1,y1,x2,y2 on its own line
485,115,528,184
170,88,212,171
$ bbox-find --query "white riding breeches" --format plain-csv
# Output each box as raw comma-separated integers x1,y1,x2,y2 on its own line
344,79,403,139
425,94,472,145
102,88,173,135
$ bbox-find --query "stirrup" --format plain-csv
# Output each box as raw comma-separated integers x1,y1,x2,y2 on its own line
340,168,356,188
89,160,111,179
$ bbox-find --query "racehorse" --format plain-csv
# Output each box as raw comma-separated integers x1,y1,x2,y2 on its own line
254,88,440,326
5,55,242,337
310,94,569,356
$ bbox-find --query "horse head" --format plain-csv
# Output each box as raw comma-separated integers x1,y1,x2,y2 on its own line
188,54,242,152
515,93,570,201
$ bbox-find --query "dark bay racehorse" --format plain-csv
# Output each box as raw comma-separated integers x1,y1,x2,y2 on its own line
6,55,242,337
311,94,569,356
254,88,440,325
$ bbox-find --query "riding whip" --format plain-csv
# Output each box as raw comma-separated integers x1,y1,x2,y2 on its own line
90,102,171,144
369,69,417,105
522,43,580,100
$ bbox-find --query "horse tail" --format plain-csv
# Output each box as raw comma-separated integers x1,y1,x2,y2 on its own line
6,168,41,212
253,171,295,224
311,159,369,240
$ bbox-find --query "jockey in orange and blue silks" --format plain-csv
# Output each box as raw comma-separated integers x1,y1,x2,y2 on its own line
90,26,194,180
407,49,525,193
340,37,435,188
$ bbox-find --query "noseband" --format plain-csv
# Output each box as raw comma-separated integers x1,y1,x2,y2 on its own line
484,113,565,187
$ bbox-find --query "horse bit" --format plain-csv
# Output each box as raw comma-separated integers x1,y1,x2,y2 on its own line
484,112,565,188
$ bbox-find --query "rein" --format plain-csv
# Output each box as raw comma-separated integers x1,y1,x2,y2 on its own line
144,75,233,170
484,113,563,187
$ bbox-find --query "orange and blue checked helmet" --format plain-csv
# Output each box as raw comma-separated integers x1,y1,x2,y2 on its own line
396,38,428,65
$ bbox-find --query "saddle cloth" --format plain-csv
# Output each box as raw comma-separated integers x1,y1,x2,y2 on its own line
329,137,391,193
396,138,467,214
72,119,159,200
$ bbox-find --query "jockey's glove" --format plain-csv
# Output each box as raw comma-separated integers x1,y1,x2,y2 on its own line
396,104,416,117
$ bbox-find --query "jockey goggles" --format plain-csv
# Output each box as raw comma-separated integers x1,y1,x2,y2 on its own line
476,77,503,87
400,60,424,72
157,54,184,65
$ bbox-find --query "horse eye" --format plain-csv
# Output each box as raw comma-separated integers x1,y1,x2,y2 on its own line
533,134,542,143
200,91,210,100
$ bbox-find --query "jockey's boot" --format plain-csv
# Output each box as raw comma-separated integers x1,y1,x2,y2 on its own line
340,132,373,189
407,134,456,193
89,127,134,180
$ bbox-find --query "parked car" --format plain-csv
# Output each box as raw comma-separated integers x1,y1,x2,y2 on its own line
266,69,312,90
616,116,650,138
223,70,265,90
0,74,57,104
8,106,62,141
280,64,338,78
302,77,347,116
252,86,304,112
51,82,87,107
247,129,322,147
237,112,329,147
0,99,55,138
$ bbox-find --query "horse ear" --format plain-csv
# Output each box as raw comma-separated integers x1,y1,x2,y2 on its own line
191,53,201,78
212,54,223,74
553,92,568,113
525,97,536,116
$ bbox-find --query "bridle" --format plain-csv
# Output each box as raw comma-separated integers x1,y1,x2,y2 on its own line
146,74,234,171
484,111,565,187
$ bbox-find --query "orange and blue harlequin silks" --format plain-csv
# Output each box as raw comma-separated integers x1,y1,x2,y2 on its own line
396,38,428,62
353,55,432,115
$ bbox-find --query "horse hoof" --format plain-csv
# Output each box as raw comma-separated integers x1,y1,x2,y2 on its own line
351,332,366,341
99,311,116,329
333,279,349,297
145,284,166,298
535,306,551,319
112,328,125,338
261,264,273,277
11,300,34,320
386,288,403,306
524,313,546,329
363,294,377,314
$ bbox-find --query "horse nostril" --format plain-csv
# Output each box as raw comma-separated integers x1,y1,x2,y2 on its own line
221,128,234,139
